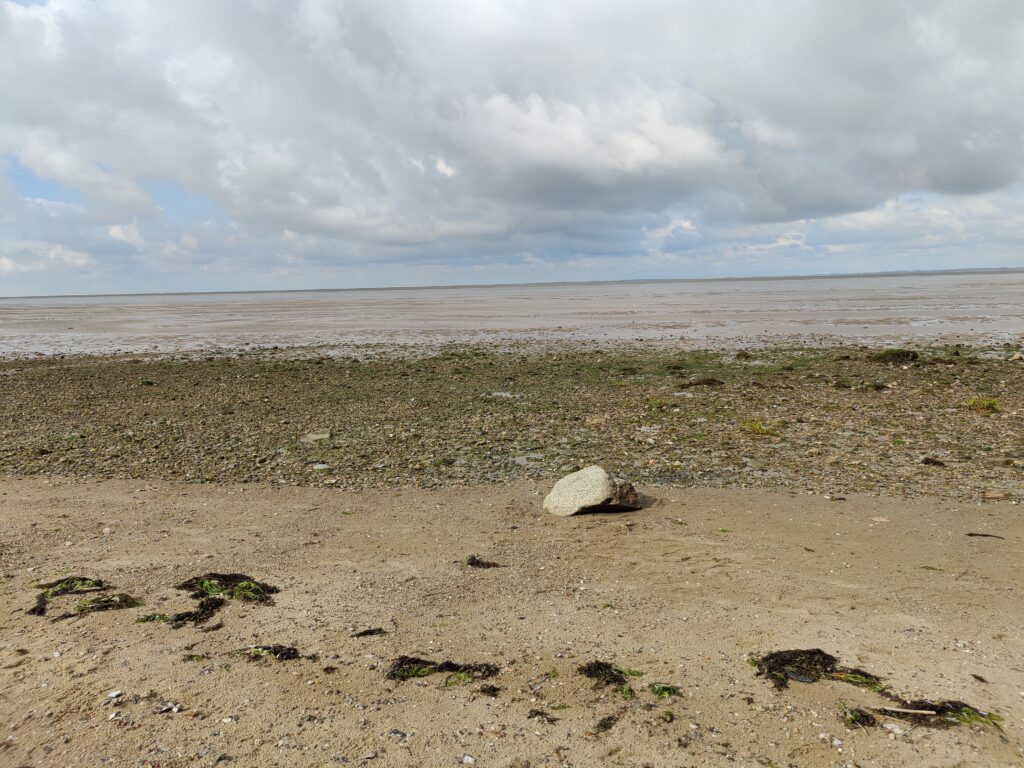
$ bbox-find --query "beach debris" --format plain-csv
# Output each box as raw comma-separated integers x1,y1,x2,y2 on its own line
237,644,301,661
175,573,279,603
982,490,1011,501
155,701,185,714
874,701,1003,730
676,377,724,389
543,465,641,517
965,532,1005,539
74,593,141,615
477,684,500,697
593,713,620,734
1010,351,1023,361
579,660,629,687
921,456,946,467
27,576,106,616
351,627,387,638
168,573,277,630
170,596,226,628
527,708,559,724
842,706,878,728
27,593,48,616
300,431,331,444
578,660,644,700
136,612,169,623
756,649,1002,731
755,649,884,691
871,349,918,364
465,554,502,569
384,656,499,682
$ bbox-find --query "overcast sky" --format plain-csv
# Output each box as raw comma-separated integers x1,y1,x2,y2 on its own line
1,0,1023,295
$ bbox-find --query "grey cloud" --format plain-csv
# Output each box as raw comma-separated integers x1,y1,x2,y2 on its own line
1,0,1023,294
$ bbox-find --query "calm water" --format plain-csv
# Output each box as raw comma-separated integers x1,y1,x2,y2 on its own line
2,272,1023,357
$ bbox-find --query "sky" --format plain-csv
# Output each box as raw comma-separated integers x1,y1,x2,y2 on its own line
1,1,1023,296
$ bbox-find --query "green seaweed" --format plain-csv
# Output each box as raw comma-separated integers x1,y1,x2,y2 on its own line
176,573,279,603
38,576,105,598
75,593,140,614
649,683,681,699
136,613,169,623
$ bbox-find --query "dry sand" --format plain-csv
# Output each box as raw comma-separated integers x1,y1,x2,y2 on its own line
1,478,1021,767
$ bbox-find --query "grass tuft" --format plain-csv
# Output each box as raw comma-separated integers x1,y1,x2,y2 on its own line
741,420,777,436
964,396,1000,413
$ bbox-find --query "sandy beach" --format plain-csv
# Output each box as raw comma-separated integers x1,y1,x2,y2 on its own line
1,276,1023,766
1,478,1021,767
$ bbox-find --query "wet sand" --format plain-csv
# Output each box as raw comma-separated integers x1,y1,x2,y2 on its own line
2,270,1024,357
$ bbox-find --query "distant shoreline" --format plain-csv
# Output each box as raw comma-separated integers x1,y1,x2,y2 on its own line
3,266,1023,301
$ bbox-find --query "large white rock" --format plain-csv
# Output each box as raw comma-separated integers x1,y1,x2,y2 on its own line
543,465,641,517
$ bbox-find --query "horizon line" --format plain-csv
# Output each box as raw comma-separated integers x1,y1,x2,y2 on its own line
3,265,1022,301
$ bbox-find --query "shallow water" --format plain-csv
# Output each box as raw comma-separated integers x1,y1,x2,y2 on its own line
2,271,1022,356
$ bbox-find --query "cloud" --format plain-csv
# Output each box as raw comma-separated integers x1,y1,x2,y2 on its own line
1,0,1023,294
108,222,144,249
0,243,94,274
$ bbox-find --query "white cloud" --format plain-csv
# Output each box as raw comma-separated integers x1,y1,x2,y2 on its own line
434,157,456,177
0,243,94,274
108,222,144,249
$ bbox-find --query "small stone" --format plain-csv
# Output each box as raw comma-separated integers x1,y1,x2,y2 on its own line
1009,351,1023,361
462,756,476,765
300,432,331,444
107,690,122,699
543,465,642,517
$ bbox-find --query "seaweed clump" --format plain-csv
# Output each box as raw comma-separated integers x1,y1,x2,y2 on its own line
175,573,278,603
238,644,301,661
170,596,226,628
169,573,279,629
465,554,502,569
27,576,106,616
593,713,619,734
578,660,643,687
755,649,883,691
385,655,499,682
843,707,878,728
756,649,1002,733
75,593,140,614
871,349,919,364
877,700,1003,731
351,627,387,637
